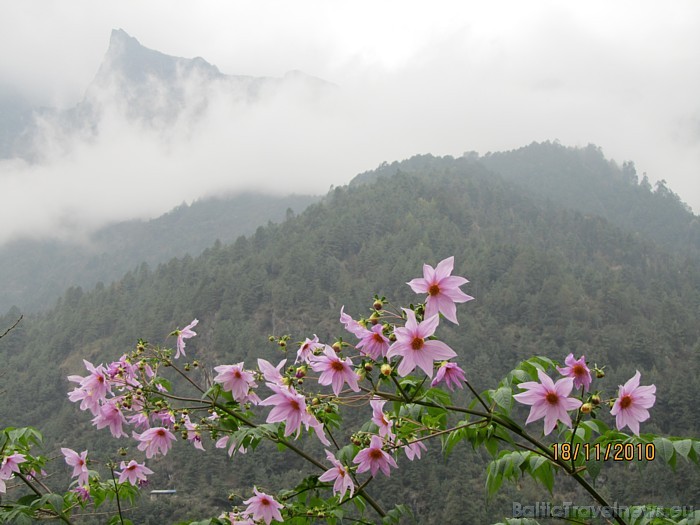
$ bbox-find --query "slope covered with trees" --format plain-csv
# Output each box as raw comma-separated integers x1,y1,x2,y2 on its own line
1,156,699,523
354,142,700,258
0,192,318,313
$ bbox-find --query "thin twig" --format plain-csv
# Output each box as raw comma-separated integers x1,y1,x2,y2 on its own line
0,315,22,339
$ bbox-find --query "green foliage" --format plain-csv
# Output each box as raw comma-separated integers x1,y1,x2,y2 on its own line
486,451,555,497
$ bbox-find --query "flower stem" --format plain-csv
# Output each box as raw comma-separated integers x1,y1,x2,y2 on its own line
109,465,125,525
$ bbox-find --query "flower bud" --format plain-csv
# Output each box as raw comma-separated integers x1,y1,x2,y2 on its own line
596,370,605,379
268,335,275,342
295,366,306,379
364,363,373,372
278,340,286,348
369,312,380,325
311,398,320,406
380,364,393,376
297,378,304,385
580,403,593,414
590,394,601,405
331,341,342,353
373,299,383,310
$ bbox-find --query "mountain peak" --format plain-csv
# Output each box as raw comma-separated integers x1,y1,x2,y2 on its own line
93,28,222,88
105,29,142,59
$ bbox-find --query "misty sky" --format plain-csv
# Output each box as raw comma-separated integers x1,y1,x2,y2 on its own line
1,1,699,244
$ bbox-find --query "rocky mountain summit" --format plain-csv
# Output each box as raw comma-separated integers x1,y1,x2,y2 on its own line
0,29,333,161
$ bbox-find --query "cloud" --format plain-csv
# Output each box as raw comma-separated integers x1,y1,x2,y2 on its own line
0,1,699,246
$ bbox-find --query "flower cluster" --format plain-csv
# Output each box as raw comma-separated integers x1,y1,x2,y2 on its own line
515,356,656,436
54,256,663,524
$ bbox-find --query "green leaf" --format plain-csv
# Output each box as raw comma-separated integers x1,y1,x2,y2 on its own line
528,454,547,472
493,386,513,413
654,437,676,467
581,418,609,436
673,439,693,461
484,437,499,457
45,493,65,514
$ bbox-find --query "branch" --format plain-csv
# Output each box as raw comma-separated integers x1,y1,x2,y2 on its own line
0,315,22,340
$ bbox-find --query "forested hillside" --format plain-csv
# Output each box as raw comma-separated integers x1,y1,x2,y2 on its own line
1,155,699,523
354,142,700,257
0,192,318,313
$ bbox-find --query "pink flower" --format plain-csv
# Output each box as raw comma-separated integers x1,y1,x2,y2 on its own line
310,345,360,396
302,412,331,447
67,360,111,415
430,361,466,391
296,335,324,364
216,435,247,457
128,412,151,431
183,415,205,451
257,358,287,386
556,353,592,392
106,355,140,386
243,487,284,525
318,450,355,501
407,256,473,324
353,435,398,477
260,384,307,438
610,371,656,435
339,306,367,338
153,410,176,427
117,460,154,485
71,485,90,502
356,324,390,360
370,398,394,439
1,453,27,492
0,453,26,478
404,440,427,461
214,363,260,404
386,309,456,378
133,427,176,458
513,369,583,435
61,448,89,486
174,319,198,359
91,400,128,438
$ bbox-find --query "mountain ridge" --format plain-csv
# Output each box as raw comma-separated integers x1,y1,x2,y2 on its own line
352,141,700,257
0,28,335,161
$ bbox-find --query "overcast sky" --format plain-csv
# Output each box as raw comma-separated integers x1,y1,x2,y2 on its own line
1,1,699,243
